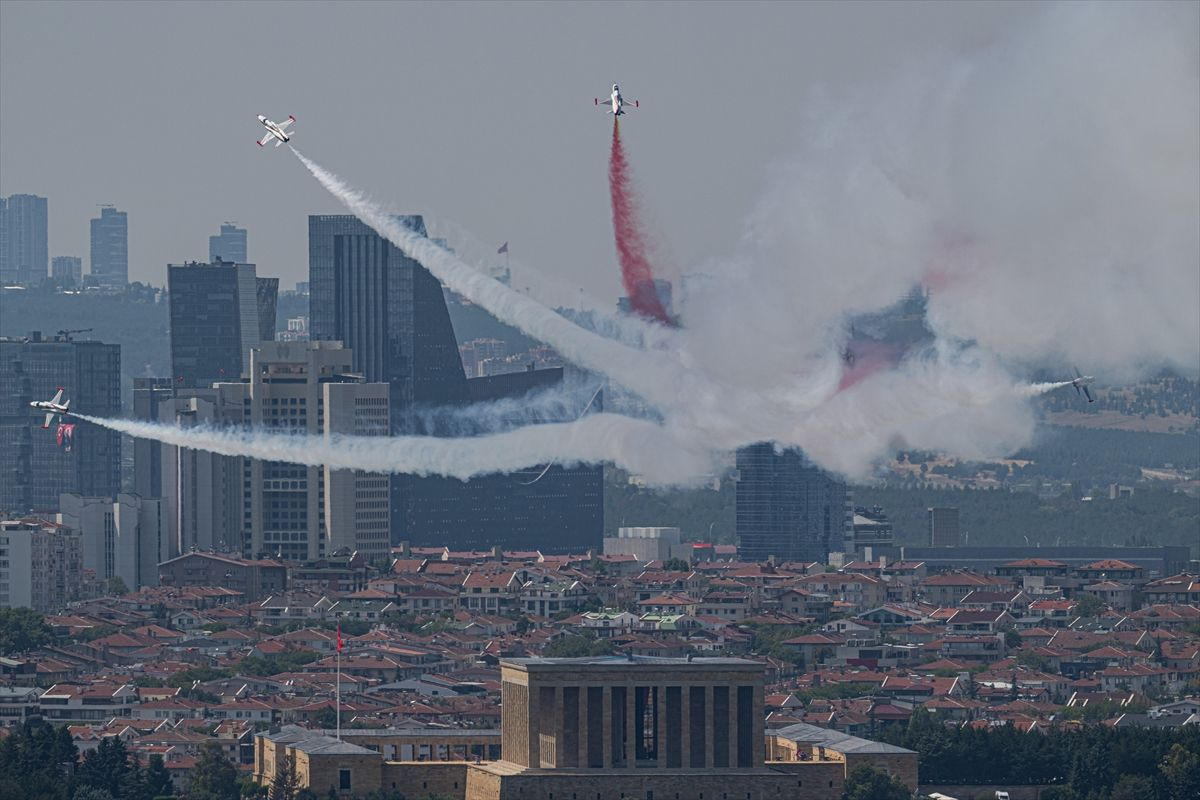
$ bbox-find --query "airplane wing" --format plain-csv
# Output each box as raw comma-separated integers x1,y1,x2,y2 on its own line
1074,384,1082,396
51,388,63,405
278,116,295,131
1083,386,1094,403
274,138,284,147
42,412,53,429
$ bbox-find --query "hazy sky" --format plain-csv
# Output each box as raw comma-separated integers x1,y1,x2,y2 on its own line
0,0,1033,303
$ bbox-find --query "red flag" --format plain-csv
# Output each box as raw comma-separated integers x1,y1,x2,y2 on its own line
336,622,343,652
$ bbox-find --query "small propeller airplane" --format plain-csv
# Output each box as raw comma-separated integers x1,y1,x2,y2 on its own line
595,84,638,116
31,388,70,429
1071,367,1095,403
257,114,295,147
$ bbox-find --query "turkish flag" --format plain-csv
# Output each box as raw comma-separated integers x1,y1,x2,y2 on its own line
337,622,343,652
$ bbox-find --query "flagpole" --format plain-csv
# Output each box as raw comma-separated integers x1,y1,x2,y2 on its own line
336,622,342,741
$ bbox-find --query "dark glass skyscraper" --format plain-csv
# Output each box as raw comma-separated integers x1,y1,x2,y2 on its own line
0,331,120,512
167,260,277,388
90,206,128,286
209,223,248,263
735,443,849,564
0,194,48,286
309,215,603,551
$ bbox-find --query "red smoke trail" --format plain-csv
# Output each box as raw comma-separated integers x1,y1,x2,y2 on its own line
608,119,672,325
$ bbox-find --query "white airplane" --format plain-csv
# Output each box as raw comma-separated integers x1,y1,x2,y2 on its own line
594,84,638,116
1071,367,1096,403
257,114,295,147
31,388,70,429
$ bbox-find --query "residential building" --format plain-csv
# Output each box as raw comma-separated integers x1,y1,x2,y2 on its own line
603,526,694,564
209,222,247,263
736,444,850,565
0,194,48,286
157,551,286,601
51,256,82,288
847,506,894,555
0,519,83,611
0,331,120,513
58,492,166,591
89,206,128,286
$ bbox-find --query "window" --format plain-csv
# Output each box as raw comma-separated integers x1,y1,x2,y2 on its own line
339,769,351,791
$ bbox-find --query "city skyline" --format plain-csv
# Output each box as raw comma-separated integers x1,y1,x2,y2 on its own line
0,1,1036,304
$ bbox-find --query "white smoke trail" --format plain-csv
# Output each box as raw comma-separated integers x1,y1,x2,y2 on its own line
72,413,717,486
253,2,1194,488
290,146,688,408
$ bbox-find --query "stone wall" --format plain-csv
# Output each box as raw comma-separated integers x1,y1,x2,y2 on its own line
380,762,470,798
465,764,847,800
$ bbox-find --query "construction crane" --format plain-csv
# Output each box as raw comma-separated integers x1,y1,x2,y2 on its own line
56,328,93,341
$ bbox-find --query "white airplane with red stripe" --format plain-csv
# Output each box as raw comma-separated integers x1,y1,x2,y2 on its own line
257,114,295,147
594,84,638,116
31,388,70,429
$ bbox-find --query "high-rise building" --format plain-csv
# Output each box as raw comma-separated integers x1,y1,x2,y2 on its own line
0,519,83,611
928,506,960,547
397,367,604,552
157,388,244,556
132,377,174,499
735,443,849,565
90,206,128,286
209,222,247,263
217,341,390,562
51,256,82,288
0,331,120,513
308,215,603,551
0,194,49,286
167,260,278,388
58,492,165,591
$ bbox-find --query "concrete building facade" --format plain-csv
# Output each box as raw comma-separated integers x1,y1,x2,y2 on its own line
90,206,128,286
0,519,83,611
51,256,82,288
0,332,120,514
0,194,48,286
167,259,277,389
603,527,693,565
736,444,850,565
209,223,248,263
928,507,960,547
58,492,166,591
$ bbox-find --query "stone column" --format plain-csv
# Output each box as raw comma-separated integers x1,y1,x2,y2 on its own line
680,683,691,769
578,685,589,768
625,683,638,768
728,684,739,768
752,683,766,767
704,684,715,768
602,686,613,768
554,685,566,768
656,685,669,768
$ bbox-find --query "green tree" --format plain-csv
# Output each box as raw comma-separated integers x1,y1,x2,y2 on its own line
1159,742,1200,800
1074,593,1106,617
72,789,114,800
143,754,173,800
183,742,238,800
840,765,910,800
107,576,129,596
0,607,53,653
1109,773,1159,800
542,634,614,658
662,558,691,572
269,752,299,800
76,737,131,799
